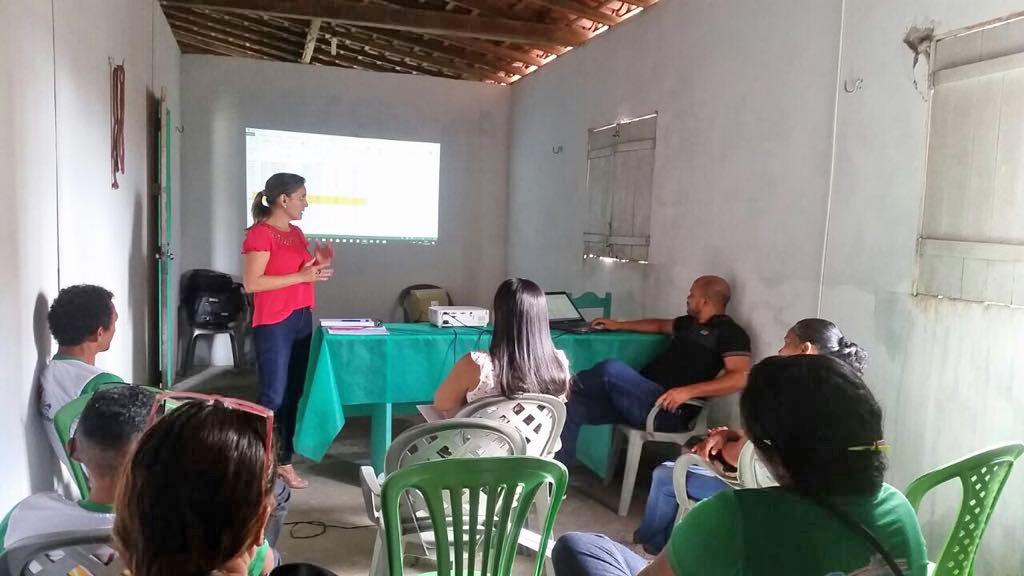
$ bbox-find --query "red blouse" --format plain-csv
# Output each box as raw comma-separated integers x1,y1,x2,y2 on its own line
241,222,315,327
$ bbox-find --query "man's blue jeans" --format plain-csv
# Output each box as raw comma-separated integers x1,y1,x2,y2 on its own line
552,532,648,576
555,359,700,466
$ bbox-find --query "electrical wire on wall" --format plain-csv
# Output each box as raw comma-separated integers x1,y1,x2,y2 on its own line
110,59,126,189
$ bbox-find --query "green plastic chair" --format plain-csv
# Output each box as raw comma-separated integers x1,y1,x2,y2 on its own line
905,443,1024,576
570,292,611,319
53,394,95,500
380,456,568,576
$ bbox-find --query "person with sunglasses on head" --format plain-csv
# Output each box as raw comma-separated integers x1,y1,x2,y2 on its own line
633,319,868,554
0,386,152,554
553,354,927,576
115,393,280,576
243,173,335,490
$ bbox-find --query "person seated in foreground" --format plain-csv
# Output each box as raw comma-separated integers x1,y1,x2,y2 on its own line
555,276,751,466
115,394,280,576
0,385,153,553
433,278,573,416
39,285,123,481
553,354,927,576
634,318,867,553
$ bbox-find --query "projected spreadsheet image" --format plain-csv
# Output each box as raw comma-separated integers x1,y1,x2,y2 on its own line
245,128,440,242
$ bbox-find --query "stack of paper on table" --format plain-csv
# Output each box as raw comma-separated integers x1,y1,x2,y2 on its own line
325,326,388,336
321,318,377,328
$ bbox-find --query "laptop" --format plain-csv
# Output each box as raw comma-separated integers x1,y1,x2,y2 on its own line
546,292,593,332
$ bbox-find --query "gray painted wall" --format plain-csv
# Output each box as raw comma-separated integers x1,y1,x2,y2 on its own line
0,0,180,509
179,56,510,363
509,0,1024,571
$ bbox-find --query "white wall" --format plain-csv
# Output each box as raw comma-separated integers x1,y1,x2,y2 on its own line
823,2,1024,572
0,0,61,508
179,56,510,364
0,0,180,509
509,0,1024,571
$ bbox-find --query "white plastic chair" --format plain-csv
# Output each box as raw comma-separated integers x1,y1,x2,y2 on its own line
672,441,778,520
455,393,565,571
613,400,708,516
360,418,527,576
454,394,566,458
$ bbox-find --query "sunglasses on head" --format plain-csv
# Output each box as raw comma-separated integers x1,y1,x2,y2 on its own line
147,392,275,477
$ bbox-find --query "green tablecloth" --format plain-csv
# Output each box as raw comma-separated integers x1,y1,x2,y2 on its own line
294,323,667,472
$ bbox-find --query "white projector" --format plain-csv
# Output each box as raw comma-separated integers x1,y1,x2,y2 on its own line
428,306,490,328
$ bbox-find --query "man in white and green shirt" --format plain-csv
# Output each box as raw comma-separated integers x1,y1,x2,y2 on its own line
39,285,122,492
2,386,154,553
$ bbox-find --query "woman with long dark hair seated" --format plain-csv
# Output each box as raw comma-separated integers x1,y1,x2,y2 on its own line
115,395,278,576
553,354,927,576
433,278,572,415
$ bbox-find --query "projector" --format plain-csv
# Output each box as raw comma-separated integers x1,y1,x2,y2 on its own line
428,306,490,328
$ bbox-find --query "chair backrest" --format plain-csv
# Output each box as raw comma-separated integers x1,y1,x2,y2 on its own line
384,419,527,475
52,395,93,500
570,292,611,319
904,443,1024,576
399,284,452,322
381,456,568,576
454,394,565,458
0,529,116,576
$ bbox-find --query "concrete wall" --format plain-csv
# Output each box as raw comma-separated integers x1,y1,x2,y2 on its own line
509,0,1024,571
823,1,1024,572
179,56,510,364
0,0,180,509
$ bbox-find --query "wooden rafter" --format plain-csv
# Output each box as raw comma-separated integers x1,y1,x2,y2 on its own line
166,12,400,73
301,18,322,63
345,28,527,76
162,0,591,46
325,23,511,81
525,0,620,26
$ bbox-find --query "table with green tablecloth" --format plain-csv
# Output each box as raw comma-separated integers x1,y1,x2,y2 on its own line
294,323,668,473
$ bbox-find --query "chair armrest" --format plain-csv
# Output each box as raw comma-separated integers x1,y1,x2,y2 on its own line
672,453,705,514
644,399,707,434
359,465,383,524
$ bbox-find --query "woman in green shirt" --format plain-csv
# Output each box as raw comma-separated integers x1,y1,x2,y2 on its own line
553,354,928,576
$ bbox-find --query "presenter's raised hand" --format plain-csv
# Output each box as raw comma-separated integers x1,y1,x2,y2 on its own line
591,318,621,331
299,260,333,283
313,241,335,266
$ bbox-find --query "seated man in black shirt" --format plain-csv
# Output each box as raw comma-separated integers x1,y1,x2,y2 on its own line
555,276,752,466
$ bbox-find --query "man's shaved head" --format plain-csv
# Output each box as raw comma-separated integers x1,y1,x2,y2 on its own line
693,275,732,307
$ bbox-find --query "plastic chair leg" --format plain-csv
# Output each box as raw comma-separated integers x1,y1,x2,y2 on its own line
369,529,388,576
618,431,643,516
182,332,198,376
229,332,240,368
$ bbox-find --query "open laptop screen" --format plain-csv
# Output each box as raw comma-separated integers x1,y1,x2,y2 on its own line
545,292,584,322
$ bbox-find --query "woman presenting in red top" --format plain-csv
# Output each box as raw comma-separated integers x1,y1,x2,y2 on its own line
242,173,333,489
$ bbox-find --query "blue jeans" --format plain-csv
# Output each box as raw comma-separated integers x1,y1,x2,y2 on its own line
555,360,701,466
633,462,678,554
553,532,648,576
266,478,292,547
254,307,313,465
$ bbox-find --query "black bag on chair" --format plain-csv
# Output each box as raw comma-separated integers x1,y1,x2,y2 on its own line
181,269,243,329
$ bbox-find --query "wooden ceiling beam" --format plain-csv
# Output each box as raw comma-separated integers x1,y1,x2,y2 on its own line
301,18,322,63
327,24,515,79
166,12,398,73
161,0,590,46
176,35,258,58
617,0,653,7
525,0,621,27
433,36,545,67
327,28,507,83
170,28,276,59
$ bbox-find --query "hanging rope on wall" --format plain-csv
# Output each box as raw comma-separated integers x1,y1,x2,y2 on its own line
110,59,126,189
